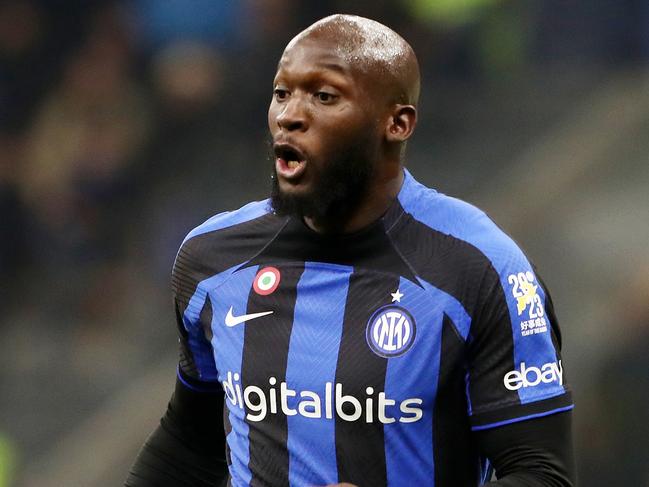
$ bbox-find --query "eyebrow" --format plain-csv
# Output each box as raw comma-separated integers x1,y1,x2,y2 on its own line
275,61,349,76
315,62,348,74
274,64,351,87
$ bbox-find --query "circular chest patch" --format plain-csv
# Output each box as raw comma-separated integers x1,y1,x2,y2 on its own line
253,267,281,295
366,306,416,358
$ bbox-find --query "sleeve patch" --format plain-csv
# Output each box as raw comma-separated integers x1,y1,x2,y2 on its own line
506,271,548,337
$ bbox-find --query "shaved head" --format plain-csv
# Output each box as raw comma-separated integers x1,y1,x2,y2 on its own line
284,14,420,106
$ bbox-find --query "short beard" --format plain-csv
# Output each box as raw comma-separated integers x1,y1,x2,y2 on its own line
269,139,375,229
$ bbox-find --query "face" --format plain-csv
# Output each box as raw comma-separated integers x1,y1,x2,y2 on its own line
268,37,384,223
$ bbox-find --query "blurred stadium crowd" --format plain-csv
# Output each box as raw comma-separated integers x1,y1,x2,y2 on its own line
0,1,647,486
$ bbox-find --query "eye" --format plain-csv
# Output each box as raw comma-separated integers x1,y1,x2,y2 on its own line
316,91,337,104
274,88,289,101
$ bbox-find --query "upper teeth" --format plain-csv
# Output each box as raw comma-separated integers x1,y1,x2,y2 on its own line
287,160,299,169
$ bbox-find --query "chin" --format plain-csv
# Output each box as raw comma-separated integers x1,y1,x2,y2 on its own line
271,177,311,217
277,178,312,196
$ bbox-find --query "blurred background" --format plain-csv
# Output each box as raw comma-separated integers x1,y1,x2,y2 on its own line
0,0,647,485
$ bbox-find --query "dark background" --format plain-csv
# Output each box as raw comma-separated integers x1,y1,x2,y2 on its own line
0,1,647,485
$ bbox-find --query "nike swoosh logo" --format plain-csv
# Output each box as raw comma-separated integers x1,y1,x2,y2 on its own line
225,307,274,327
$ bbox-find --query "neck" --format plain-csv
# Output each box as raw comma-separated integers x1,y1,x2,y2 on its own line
304,166,404,234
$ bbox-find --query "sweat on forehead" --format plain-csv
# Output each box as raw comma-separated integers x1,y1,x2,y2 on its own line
284,14,420,105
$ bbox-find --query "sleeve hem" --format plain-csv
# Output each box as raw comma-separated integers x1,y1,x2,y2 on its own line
177,366,223,393
472,404,574,431
470,390,573,431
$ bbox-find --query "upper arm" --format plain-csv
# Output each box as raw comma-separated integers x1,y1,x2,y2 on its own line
465,238,573,431
172,236,221,383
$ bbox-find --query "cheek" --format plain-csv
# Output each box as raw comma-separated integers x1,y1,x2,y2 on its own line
268,103,278,133
328,113,376,146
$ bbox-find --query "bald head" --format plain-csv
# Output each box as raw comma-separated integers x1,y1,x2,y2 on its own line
285,14,420,106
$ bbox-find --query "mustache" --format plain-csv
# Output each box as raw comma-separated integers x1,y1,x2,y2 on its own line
268,137,375,223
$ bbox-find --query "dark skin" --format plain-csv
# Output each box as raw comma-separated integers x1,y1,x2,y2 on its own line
268,29,418,234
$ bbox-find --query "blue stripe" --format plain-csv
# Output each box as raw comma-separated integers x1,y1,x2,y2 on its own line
398,170,565,405
182,199,271,244
471,404,574,431
383,277,438,486
183,264,259,485
182,264,244,381
284,262,351,487
415,277,471,341
207,265,261,487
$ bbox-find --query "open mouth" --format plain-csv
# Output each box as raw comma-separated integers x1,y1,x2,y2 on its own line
274,143,307,179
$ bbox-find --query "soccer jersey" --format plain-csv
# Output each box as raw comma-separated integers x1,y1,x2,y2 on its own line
172,169,573,487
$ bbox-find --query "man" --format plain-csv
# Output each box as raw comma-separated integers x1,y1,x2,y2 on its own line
126,14,575,487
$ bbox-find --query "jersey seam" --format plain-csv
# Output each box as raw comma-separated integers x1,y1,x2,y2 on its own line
193,216,291,297
386,217,473,341
443,312,466,345
384,224,425,291
183,200,272,245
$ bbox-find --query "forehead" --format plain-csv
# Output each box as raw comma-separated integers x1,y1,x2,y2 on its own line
274,38,357,82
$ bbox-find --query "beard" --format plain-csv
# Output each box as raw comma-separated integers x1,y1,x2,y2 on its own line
269,137,376,227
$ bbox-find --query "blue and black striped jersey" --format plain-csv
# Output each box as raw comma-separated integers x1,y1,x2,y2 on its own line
172,169,573,487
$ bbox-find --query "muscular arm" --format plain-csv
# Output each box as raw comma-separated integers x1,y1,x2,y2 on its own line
477,411,575,487
125,372,229,487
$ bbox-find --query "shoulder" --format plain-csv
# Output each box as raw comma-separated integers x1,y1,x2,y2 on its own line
172,199,284,289
397,170,528,276
181,199,275,246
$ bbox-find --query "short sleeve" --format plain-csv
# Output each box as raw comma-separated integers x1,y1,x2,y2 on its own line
172,237,221,383
466,246,573,431
166,200,274,386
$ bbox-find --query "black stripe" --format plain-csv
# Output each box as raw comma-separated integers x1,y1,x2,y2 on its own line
200,295,214,341
387,206,520,409
535,272,564,366
223,404,232,467
177,300,201,379
241,263,305,487
433,314,480,487
334,271,401,487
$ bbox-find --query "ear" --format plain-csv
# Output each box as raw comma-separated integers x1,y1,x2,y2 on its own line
385,104,417,143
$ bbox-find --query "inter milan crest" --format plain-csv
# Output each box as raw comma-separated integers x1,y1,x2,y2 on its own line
253,267,281,295
366,305,416,358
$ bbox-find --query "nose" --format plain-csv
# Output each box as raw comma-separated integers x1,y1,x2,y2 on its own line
276,95,307,132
